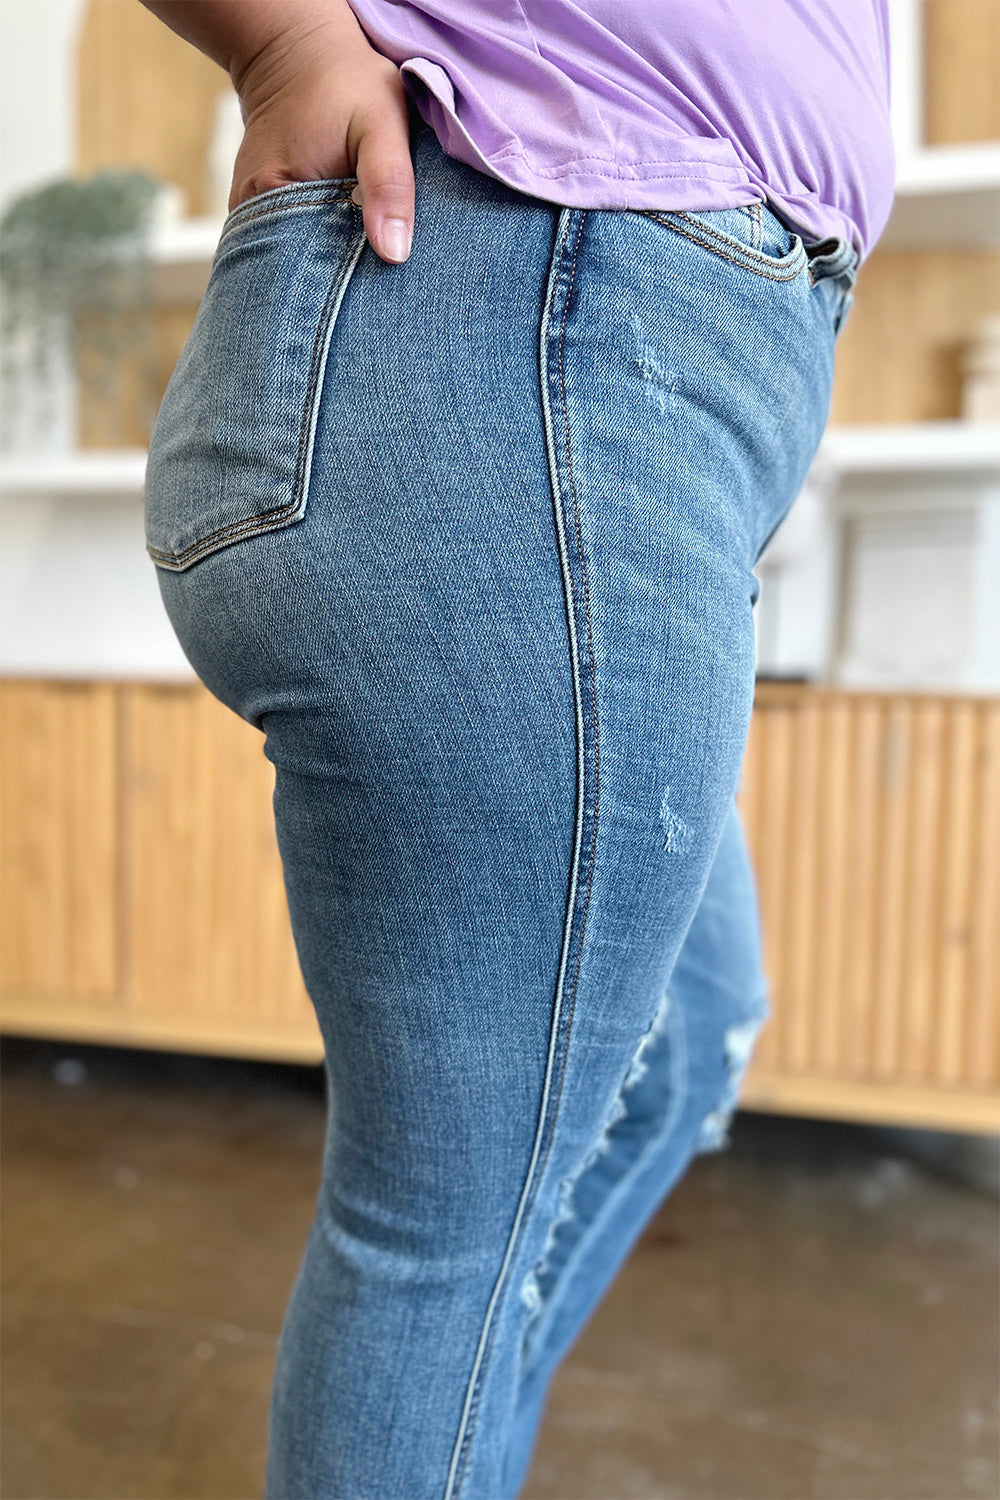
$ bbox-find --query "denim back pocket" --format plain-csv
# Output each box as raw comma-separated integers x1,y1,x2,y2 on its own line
145,181,366,572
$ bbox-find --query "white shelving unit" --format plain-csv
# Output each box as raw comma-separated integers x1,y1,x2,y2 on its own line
822,421,1000,474
753,0,1000,688
824,425,1000,693
810,39,1000,684
880,0,1000,248
0,449,191,681
755,425,1000,691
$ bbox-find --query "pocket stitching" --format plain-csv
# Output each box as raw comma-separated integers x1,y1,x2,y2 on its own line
220,182,357,243
637,208,805,282
148,204,366,571
146,496,305,569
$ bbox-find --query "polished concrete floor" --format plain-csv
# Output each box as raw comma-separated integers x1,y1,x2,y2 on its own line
2,1034,997,1500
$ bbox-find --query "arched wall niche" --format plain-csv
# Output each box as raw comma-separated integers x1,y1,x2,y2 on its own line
76,0,231,216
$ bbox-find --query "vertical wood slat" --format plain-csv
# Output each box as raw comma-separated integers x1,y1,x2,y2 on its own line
902,701,947,1080
753,698,793,1062
740,688,1000,1091
816,699,853,1074
969,705,1000,1086
123,684,314,1027
937,705,977,1085
0,680,119,997
786,699,822,1073
843,698,882,1077
872,699,912,1082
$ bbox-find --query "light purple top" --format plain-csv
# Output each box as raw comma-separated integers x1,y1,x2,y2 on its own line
345,0,896,263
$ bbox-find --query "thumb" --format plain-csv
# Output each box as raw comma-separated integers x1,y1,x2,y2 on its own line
352,108,416,265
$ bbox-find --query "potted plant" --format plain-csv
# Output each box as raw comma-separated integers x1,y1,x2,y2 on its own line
0,168,163,452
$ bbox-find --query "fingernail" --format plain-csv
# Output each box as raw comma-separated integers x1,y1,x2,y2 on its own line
380,218,412,263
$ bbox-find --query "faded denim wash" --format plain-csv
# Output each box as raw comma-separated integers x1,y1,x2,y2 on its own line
144,121,857,1500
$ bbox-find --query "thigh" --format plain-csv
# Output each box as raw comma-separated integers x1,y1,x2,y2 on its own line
143,129,846,1499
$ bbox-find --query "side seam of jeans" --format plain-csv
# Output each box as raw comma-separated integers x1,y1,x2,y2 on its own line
443,206,597,1500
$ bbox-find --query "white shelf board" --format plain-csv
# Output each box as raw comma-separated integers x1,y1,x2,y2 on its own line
152,215,225,264
0,449,147,498
820,421,1000,475
149,216,224,303
880,143,1000,249
3,426,996,504
893,142,1000,195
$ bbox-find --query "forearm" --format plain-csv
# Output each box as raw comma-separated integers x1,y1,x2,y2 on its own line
137,0,369,95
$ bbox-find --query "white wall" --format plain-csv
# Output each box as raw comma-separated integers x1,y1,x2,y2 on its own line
0,0,86,214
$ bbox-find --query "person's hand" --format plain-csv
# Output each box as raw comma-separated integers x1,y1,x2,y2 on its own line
229,10,415,264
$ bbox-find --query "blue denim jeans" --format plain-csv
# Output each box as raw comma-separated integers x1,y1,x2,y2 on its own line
145,122,857,1500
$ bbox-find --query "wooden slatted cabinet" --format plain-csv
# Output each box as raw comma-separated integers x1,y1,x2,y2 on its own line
1,677,998,1131
738,686,999,1132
